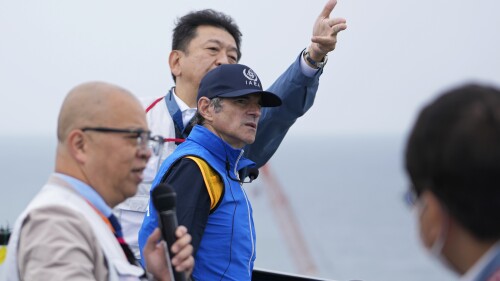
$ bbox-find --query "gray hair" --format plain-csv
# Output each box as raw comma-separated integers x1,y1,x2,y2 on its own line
193,97,224,126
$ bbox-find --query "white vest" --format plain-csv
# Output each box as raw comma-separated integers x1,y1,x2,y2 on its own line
2,177,145,281
115,96,178,258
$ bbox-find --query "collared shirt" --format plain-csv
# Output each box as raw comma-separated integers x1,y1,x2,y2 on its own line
171,88,197,128
460,242,500,281
54,173,112,217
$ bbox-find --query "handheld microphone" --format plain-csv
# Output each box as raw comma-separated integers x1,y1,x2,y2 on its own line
151,183,187,281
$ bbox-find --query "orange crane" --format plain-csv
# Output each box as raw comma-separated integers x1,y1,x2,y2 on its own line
259,163,319,276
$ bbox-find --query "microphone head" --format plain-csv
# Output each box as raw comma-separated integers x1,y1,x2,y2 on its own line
248,167,259,181
152,183,177,212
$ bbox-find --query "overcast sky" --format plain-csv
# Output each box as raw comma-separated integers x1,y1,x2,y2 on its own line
1,0,499,138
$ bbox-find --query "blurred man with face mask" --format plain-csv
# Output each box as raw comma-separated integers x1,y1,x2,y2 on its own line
405,83,500,280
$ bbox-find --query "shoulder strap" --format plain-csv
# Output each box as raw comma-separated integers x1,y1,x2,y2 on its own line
185,156,223,211
145,96,164,113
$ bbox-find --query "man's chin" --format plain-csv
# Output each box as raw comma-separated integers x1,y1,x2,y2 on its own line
124,185,140,200
245,136,256,145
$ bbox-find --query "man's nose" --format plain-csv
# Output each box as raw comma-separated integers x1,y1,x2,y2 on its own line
215,52,230,66
248,104,261,118
138,146,152,161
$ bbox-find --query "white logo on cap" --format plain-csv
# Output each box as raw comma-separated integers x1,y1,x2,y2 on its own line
243,68,260,87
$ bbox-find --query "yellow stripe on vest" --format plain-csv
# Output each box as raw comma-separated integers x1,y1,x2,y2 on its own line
0,246,6,264
185,156,223,211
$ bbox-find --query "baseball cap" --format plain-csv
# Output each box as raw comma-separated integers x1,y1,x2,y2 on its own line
197,64,282,107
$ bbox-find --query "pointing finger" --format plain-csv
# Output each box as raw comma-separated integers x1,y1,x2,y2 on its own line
319,0,338,19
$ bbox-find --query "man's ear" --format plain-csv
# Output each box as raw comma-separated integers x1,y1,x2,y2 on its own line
198,97,213,122
419,190,446,249
169,50,182,79
67,130,88,164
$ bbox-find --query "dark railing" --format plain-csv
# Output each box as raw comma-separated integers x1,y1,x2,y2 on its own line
253,268,337,281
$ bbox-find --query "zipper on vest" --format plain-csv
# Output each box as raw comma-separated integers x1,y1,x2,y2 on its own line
234,149,256,276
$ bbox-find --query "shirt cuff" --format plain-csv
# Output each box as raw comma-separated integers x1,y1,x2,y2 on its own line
300,50,321,77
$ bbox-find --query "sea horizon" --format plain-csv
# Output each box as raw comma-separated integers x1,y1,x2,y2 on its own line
0,133,456,281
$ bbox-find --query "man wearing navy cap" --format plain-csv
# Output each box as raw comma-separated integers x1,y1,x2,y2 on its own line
139,64,281,281
116,1,347,261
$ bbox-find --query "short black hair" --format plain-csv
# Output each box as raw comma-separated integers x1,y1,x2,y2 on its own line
171,9,242,82
405,83,500,240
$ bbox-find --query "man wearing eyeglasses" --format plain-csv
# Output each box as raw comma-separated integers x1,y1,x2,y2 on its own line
405,83,500,280
139,64,281,281
3,82,194,281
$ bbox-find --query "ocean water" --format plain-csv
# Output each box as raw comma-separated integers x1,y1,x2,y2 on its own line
0,134,457,281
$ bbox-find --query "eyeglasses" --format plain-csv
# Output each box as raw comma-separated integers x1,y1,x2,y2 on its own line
81,127,164,156
403,188,418,208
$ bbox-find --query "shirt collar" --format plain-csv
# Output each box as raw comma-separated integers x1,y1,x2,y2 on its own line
172,88,197,128
54,173,113,217
172,87,195,112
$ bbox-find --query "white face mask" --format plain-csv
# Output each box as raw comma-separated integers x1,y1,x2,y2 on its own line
428,221,453,269
410,193,451,270
419,204,456,272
